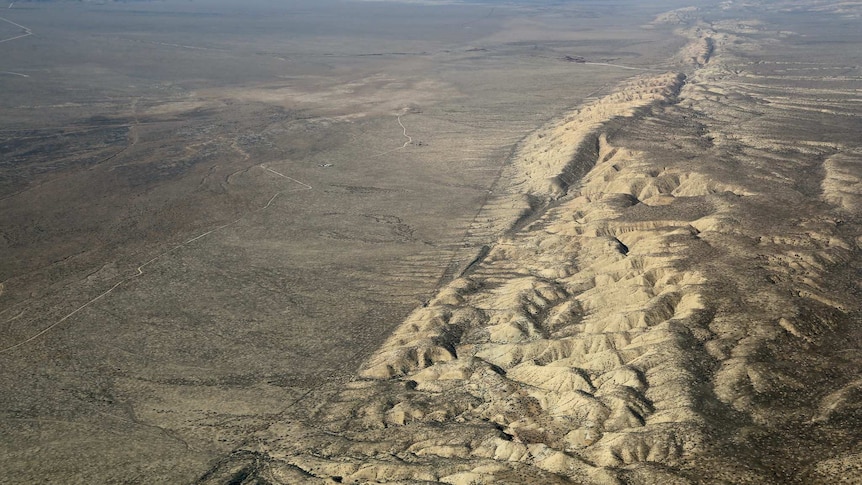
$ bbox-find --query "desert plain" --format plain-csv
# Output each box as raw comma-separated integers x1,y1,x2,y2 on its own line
0,0,861,483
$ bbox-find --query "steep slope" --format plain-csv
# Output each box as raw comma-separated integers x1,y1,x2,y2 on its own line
198,2,862,483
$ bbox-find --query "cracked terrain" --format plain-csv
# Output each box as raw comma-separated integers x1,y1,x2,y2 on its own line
1,0,861,484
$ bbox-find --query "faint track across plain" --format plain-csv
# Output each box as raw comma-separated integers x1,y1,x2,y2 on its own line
0,15,31,44
371,113,413,158
583,62,661,71
0,161,312,355
397,114,412,148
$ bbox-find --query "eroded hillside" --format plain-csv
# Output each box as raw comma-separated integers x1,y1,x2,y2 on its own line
200,2,860,483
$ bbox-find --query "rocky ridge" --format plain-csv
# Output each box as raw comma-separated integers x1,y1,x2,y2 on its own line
199,3,862,483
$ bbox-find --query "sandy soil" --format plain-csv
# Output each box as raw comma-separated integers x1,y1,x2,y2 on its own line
200,2,862,483
1,1,860,484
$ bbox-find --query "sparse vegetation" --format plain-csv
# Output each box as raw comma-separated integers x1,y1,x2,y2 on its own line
1,0,861,483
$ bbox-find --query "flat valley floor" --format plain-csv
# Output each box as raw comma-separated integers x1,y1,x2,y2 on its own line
0,0,860,484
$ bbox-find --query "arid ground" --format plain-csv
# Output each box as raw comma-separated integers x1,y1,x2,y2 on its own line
1,0,860,484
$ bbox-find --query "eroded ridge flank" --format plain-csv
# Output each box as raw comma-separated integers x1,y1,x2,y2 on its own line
198,75,711,484
462,72,686,245
200,5,862,484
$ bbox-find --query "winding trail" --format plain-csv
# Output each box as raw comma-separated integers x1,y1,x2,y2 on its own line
0,163,312,355
371,113,414,158
397,114,412,148
0,15,31,44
